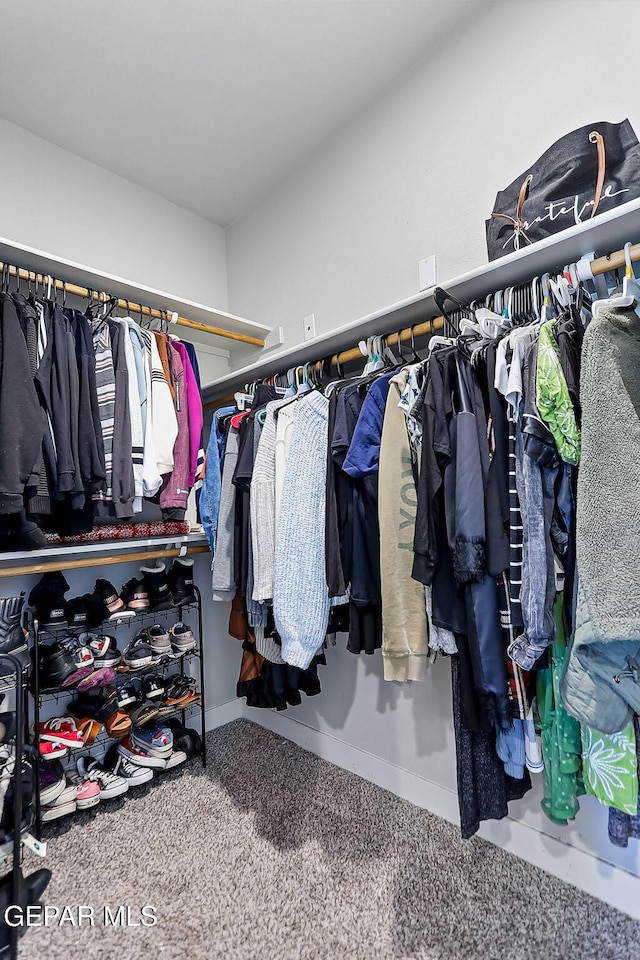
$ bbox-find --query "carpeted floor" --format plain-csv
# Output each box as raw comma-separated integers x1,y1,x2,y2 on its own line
20,718,640,960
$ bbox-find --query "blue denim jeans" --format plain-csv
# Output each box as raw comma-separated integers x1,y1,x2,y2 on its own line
508,423,558,670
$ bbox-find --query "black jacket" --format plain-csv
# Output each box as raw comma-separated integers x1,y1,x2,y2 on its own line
70,311,106,494
0,294,43,513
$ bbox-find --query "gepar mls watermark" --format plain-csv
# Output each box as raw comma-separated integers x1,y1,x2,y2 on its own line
4,904,157,928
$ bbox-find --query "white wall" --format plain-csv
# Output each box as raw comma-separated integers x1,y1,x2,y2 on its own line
227,0,640,346
0,115,228,310
0,115,234,707
223,0,640,912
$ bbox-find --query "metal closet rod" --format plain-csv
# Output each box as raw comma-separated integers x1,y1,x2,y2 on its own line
0,260,265,348
0,543,209,580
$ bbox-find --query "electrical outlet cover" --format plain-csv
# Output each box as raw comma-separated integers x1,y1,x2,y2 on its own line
418,256,437,292
304,314,316,341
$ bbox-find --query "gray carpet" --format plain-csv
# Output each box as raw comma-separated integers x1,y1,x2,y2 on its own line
21,718,640,960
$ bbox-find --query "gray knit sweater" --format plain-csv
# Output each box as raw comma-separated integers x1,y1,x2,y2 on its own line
561,305,640,732
273,392,330,670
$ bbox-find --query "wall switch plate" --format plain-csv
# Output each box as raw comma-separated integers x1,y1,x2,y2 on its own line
304,313,316,341
418,255,437,292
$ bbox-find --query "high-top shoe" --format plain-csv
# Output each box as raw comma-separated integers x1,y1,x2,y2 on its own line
167,557,197,605
140,562,173,612
120,577,150,612
0,594,30,674
92,579,135,621
28,573,69,629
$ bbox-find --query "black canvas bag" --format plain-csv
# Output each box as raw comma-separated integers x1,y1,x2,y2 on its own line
486,120,640,260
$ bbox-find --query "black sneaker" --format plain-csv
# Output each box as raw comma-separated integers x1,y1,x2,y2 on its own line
123,633,155,669
65,595,89,629
28,573,69,628
120,577,150,612
140,563,173,612
35,642,83,689
85,633,122,668
103,745,154,786
141,674,165,701
167,558,196,606
114,681,138,710
164,719,202,757
93,578,135,622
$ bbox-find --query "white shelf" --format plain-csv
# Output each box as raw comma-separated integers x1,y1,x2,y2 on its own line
0,234,271,350
0,533,209,569
202,196,640,402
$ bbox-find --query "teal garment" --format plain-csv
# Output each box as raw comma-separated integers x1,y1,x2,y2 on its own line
537,595,585,824
582,722,638,815
536,320,581,465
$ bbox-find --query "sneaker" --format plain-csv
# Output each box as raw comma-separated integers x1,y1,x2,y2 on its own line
147,625,171,657
103,747,154,786
123,634,155,669
114,682,138,710
38,741,68,762
28,572,69,629
131,722,173,758
167,558,196,606
85,634,122,668
165,719,203,757
117,736,166,770
76,756,128,800
41,799,77,821
141,675,165,701
59,636,94,671
38,717,84,749
163,750,188,770
66,772,100,809
65,595,90,629
36,642,84,689
93,579,135,621
45,779,77,808
140,563,173,612
120,577,150,612
38,761,66,805
169,622,196,656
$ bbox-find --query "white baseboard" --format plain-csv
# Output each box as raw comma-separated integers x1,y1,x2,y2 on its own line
205,698,243,730
242,706,640,919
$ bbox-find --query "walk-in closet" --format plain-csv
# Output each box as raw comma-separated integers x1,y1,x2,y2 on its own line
0,2,640,959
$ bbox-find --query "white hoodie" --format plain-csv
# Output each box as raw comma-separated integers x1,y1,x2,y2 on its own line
139,328,178,480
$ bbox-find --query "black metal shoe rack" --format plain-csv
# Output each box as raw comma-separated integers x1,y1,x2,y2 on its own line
29,583,207,837
0,653,35,960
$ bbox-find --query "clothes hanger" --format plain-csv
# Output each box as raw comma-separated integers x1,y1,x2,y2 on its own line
591,245,638,318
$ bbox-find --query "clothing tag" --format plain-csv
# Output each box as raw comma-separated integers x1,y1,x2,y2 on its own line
23,833,46,857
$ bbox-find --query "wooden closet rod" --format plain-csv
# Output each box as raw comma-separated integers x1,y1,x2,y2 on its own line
0,260,265,348
589,241,640,275
206,234,640,410
0,544,209,580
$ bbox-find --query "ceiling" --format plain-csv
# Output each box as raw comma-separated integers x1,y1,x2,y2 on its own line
0,0,491,227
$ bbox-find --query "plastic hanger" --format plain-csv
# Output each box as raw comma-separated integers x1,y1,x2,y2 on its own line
591,243,639,318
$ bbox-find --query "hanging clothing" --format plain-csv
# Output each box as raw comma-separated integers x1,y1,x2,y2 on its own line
273,392,331,671
562,305,640,733
0,294,43,514
378,369,428,681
